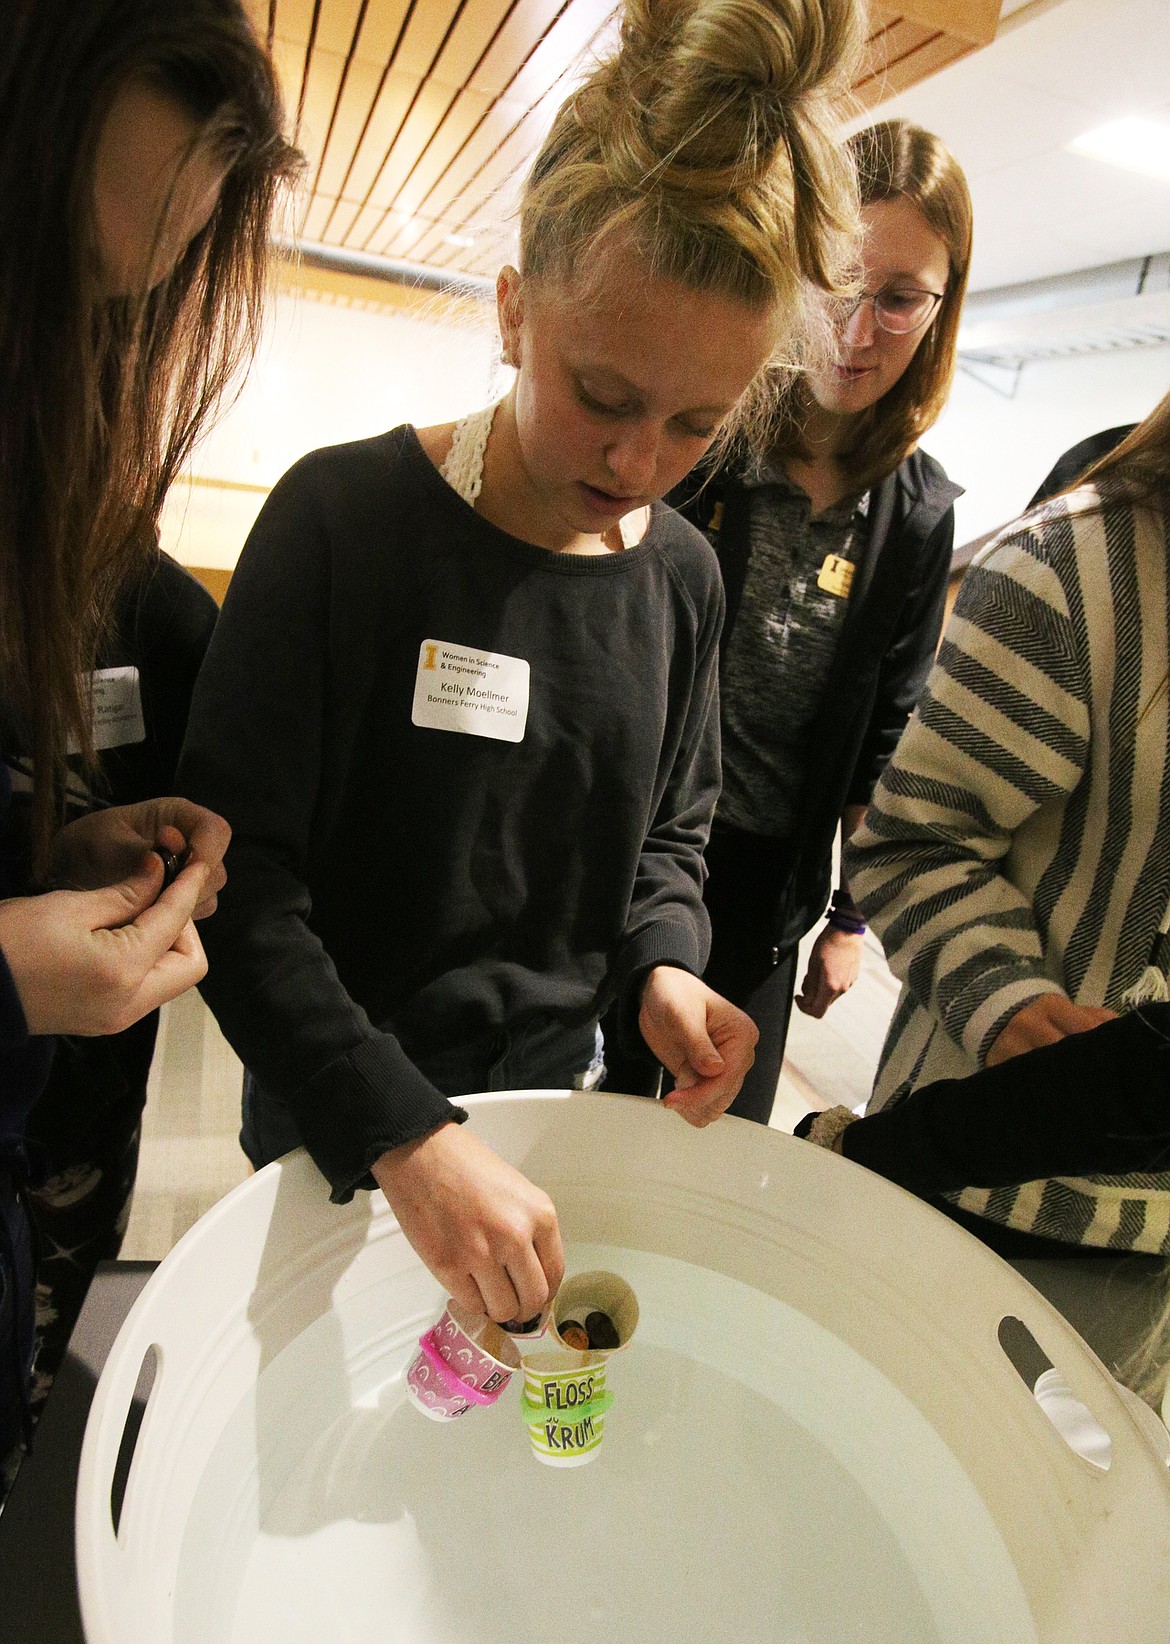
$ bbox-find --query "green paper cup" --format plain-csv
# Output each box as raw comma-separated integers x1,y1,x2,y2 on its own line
521,1350,607,1467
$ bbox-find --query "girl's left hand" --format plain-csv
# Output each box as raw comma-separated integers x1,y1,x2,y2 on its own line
639,965,758,1127
795,925,864,1019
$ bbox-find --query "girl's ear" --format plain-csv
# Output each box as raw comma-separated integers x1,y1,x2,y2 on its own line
497,264,524,369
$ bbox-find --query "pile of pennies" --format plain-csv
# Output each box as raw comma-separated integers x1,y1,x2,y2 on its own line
558,1311,620,1352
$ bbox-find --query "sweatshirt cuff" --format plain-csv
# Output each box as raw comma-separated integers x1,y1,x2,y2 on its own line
287,1033,467,1203
0,944,30,1049
610,919,708,1056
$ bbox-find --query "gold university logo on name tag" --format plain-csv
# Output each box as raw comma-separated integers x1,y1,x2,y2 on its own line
817,553,854,599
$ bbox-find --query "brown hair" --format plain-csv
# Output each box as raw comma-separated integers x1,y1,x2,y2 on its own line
1080,395,1170,1409
0,0,300,870
781,118,973,488
1083,386,1170,512
518,0,864,441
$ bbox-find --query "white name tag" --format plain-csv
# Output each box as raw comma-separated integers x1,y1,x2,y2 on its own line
70,667,146,752
411,639,529,743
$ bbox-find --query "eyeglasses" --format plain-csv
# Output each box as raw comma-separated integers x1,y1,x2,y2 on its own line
835,285,945,336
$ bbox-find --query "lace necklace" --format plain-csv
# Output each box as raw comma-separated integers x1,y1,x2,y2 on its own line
439,401,647,549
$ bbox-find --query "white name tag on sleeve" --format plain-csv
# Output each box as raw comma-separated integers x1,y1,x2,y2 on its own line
411,639,530,743
89,666,146,750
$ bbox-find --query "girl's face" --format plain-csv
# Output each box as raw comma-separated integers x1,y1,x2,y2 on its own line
92,79,229,297
808,195,951,422
498,251,775,539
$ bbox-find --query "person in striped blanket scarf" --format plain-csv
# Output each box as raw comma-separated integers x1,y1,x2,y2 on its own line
843,387,1170,1260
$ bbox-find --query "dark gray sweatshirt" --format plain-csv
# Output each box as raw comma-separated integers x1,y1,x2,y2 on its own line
179,426,723,1199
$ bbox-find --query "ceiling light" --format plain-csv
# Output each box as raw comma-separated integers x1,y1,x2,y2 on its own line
444,232,475,249
1068,116,1170,181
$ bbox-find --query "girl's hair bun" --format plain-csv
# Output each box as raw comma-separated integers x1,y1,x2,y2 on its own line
616,0,859,181
521,0,861,311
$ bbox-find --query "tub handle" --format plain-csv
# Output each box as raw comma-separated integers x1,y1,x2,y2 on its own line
987,1291,1170,1482
76,1322,166,1636
107,1344,159,1534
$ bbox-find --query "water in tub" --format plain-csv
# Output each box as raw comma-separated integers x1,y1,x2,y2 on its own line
173,1244,1036,1643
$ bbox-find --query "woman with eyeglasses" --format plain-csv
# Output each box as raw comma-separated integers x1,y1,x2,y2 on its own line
651,120,972,1123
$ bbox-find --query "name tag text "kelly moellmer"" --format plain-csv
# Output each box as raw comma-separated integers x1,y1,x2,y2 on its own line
411,639,530,744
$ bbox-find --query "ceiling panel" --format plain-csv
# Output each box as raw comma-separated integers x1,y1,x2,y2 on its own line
247,0,1006,277
847,0,1170,293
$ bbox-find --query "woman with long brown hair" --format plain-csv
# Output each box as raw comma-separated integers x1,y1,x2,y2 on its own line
658,119,973,1122
0,0,296,1487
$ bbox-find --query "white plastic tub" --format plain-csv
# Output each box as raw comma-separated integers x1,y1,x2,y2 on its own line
78,1093,1170,1642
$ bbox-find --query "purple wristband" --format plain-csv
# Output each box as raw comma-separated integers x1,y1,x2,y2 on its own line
827,910,866,936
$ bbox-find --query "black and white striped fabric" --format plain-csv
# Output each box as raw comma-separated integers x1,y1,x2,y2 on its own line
844,486,1170,1252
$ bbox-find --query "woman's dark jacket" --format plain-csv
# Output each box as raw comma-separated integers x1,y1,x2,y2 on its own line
669,447,961,951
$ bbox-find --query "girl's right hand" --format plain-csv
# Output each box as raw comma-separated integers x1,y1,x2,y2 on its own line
0,847,211,1036
371,1123,564,1323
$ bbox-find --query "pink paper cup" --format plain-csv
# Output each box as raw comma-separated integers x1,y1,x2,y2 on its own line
405,1301,521,1422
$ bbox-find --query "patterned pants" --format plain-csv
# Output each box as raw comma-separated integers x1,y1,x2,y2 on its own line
23,1020,155,1421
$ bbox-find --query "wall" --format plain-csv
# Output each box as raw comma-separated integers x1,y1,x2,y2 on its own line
161,261,500,582
922,341,1170,551
167,259,1170,583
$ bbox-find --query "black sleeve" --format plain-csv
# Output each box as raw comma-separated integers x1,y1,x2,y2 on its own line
610,548,725,1049
99,553,220,802
0,944,29,1049
176,465,463,1203
846,506,954,807
838,1007,1170,1195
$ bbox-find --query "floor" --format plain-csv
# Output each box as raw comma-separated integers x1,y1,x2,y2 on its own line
121,928,900,1261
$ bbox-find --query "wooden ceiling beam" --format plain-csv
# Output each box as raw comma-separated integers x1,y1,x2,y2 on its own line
352,0,416,63
469,0,577,97
393,0,468,78
409,0,609,225
872,0,1001,47
267,0,1005,280
374,0,604,248
857,19,933,83
854,29,971,110
314,55,386,199
295,46,349,179
314,0,367,54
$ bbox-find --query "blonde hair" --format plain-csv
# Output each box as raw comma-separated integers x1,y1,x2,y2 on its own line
1120,1292,1170,1410
777,118,973,487
518,0,863,439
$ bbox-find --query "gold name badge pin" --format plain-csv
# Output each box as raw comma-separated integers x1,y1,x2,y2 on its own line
817,553,855,599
